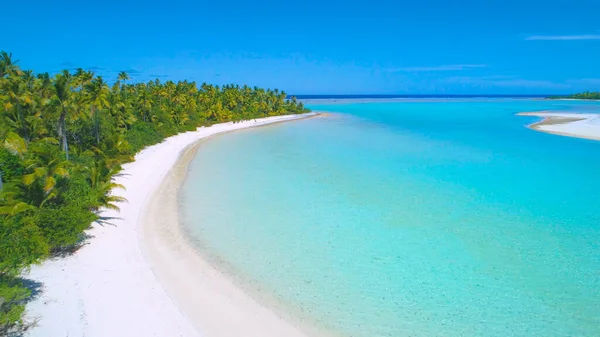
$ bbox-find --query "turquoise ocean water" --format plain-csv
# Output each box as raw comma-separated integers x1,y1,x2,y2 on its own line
180,99,600,337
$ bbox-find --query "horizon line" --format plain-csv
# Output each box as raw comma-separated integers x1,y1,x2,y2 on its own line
291,93,568,97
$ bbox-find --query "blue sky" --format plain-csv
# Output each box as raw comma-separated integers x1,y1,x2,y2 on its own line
3,0,600,94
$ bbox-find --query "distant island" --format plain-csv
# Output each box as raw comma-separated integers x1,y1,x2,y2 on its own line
0,51,308,334
549,91,600,100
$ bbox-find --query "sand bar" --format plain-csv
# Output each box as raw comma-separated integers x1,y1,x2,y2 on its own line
25,113,318,337
517,111,600,141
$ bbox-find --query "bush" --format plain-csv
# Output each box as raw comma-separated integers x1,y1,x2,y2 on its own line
34,205,97,253
54,173,99,210
0,148,24,184
124,122,164,153
0,276,31,335
0,216,48,276
0,215,47,334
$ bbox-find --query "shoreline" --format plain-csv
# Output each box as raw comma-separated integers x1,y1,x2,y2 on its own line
24,112,319,337
140,113,330,337
517,111,600,141
551,98,600,102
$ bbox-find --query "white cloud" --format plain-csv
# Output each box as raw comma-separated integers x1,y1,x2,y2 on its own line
525,35,600,41
442,76,570,89
390,64,486,72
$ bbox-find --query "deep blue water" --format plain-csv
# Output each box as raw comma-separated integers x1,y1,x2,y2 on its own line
180,99,600,337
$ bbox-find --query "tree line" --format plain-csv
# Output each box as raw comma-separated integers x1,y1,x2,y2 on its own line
551,91,600,99
0,51,308,333
567,91,600,99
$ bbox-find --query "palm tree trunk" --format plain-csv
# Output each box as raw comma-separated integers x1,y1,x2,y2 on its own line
95,112,100,145
92,105,100,145
59,109,69,160
17,104,25,140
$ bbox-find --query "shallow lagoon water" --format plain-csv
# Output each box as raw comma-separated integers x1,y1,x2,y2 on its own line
180,100,600,336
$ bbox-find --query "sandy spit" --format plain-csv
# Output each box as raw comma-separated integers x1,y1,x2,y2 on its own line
517,111,600,141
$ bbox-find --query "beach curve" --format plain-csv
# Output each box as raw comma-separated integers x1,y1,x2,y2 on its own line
24,113,318,337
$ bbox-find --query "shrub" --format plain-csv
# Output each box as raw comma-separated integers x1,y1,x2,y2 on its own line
124,122,164,153
0,276,31,335
0,216,48,276
0,148,24,185
34,205,97,253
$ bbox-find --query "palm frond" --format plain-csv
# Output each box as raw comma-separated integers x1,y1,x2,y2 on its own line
3,132,27,157
0,201,36,216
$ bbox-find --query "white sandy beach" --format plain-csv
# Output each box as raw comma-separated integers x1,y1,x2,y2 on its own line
25,113,318,337
517,111,600,141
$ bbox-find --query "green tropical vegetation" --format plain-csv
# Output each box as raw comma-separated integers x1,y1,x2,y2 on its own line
568,91,600,99
0,51,308,334
551,91,600,99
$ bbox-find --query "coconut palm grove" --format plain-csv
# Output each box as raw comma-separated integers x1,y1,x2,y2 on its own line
0,51,308,333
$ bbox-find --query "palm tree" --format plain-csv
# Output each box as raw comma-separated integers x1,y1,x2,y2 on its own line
52,71,73,159
36,72,53,98
136,90,153,122
73,68,93,90
2,133,66,209
81,152,126,211
0,182,37,216
3,75,31,142
1,132,28,193
22,140,70,204
0,51,19,78
117,71,130,85
84,76,110,145
108,91,135,133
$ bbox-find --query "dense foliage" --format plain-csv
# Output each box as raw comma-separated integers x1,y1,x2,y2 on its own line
568,91,600,99
552,91,600,99
0,51,308,333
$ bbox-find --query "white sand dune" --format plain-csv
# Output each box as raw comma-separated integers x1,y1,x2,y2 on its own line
25,113,318,337
517,111,600,141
